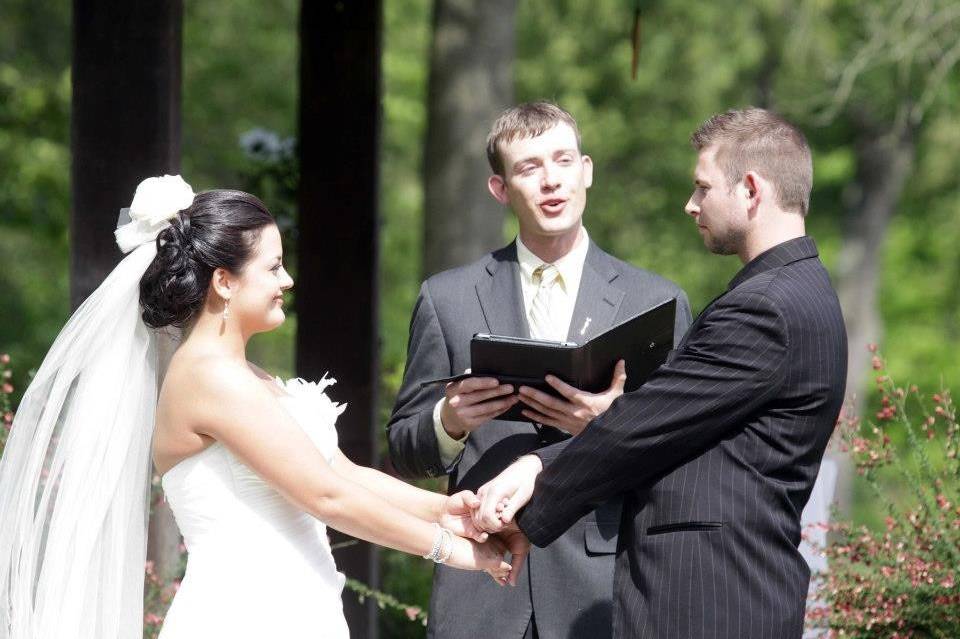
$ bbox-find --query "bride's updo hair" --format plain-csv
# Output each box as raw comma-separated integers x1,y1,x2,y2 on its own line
139,190,275,329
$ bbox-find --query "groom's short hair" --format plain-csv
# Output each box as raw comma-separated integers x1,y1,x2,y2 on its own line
691,107,813,216
486,102,582,176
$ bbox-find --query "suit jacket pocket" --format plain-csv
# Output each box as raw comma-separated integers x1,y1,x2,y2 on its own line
646,521,724,536
584,520,619,555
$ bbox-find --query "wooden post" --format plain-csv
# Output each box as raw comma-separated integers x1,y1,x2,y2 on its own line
298,2,382,637
71,0,183,585
71,0,182,307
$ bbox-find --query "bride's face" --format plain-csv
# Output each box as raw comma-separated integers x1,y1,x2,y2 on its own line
230,224,294,334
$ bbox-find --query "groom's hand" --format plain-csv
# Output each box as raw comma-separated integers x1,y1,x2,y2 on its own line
474,454,543,532
441,374,519,439
517,359,627,435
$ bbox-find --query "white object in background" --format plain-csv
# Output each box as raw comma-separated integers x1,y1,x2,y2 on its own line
800,454,838,638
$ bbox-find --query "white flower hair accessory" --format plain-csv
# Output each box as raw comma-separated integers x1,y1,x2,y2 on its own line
129,175,195,225
114,175,196,254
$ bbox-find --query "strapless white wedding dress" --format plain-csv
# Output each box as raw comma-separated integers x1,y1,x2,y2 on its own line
158,377,350,638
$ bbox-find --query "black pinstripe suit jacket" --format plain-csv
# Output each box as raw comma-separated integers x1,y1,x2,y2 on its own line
518,236,847,639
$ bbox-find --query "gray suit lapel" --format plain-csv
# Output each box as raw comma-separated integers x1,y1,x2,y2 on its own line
475,244,528,338
566,243,625,343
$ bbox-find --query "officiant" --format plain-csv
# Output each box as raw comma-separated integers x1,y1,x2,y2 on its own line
387,102,690,639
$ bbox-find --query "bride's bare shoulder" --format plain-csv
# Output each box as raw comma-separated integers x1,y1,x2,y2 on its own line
161,350,260,402
154,354,281,471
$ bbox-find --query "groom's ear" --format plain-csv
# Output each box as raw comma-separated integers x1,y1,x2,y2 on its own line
488,174,510,205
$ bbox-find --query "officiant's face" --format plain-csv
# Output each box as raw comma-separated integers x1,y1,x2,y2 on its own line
685,146,747,256
230,224,294,334
488,122,593,242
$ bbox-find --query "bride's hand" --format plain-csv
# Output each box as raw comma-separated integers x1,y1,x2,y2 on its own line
445,535,512,586
439,490,489,543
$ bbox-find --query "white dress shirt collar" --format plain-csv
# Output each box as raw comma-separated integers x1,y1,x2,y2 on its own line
515,227,590,295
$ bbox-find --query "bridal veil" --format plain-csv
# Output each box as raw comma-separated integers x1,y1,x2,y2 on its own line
0,176,191,638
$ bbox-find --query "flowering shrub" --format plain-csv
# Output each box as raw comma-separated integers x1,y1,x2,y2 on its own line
143,556,183,639
348,577,429,627
809,347,960,638
0,353,13,453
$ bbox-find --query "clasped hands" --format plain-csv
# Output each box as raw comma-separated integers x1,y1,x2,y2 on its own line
440,455,544,586
437,362,623,585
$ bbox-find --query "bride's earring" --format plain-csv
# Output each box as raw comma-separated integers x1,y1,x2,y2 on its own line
222,299,231,321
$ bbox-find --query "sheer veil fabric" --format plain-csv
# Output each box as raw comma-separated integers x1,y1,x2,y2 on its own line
0,195,181,638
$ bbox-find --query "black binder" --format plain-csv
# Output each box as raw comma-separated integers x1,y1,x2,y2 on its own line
420,297,677,423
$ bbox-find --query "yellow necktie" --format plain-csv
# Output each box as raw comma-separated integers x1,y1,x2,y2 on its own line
529,264,562,340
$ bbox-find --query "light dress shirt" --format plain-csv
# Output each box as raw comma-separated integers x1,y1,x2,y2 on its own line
432,229,591,465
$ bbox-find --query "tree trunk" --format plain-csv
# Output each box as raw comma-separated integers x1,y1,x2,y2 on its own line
833,118,916,514
72,0,183,584
297,2,382,637
422,0,517,277
837,121,916,402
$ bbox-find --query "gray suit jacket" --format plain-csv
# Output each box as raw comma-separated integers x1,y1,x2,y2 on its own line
387,240,691,639
518,237,847,639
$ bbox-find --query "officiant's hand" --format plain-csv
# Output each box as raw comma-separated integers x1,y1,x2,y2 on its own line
517,359,627,435
441,374,520,439
474,454,543,532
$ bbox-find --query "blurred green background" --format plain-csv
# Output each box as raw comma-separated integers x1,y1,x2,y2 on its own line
1,1,958,636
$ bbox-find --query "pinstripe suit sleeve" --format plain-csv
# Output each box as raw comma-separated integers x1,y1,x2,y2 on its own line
674,291,693,347
518,291,789,546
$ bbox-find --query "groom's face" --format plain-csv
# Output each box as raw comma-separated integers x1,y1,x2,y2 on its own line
685,146,748,256
487,123,593,242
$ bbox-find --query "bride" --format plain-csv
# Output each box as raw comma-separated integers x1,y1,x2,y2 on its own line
0,176,522,639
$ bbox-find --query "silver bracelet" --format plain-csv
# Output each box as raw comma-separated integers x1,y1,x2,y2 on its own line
423,523,455,564
437,527,454,564
423,523,443,561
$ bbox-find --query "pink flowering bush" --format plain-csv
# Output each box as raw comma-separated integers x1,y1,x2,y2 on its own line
809,348,960,638
143,556,183,639
0,353,13,451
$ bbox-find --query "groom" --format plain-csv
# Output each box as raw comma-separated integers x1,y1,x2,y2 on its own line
387,102,691,639
476,107,848,639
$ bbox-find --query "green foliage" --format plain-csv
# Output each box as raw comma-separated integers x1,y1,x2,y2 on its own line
0,2,70,401
381,0,432,379
181,1,299,189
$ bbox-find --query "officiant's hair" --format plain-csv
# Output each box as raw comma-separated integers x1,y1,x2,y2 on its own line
486,101,582,176
691,107,813,216
140,190,275,329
